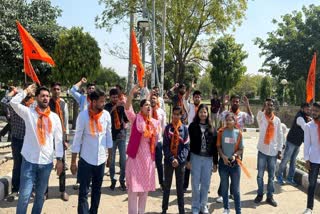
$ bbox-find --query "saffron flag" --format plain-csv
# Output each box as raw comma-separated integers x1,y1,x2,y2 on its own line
131,30,145,87
306,53,317,103
16,21,55,84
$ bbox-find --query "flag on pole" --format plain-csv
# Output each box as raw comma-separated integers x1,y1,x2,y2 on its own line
131,30,145,87
16,21,55,84
306,52,317,103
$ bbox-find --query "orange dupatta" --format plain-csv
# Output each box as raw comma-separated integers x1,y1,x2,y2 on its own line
170,120,182,157
35,106,52,145
264,112,275,145
142,113,157,158
113,105,121,130
88,104,103,136
54,98,66,132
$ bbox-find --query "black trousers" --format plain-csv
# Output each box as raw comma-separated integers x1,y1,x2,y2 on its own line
11,136,23,192
183,168,190,189
162,163,185,214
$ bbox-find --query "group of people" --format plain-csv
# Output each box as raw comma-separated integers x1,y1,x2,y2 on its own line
1,78,319,214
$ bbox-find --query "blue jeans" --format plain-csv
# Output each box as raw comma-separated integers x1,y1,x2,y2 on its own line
257,151,277,197
11,136,23,193
16,157,53,214
155,142,164,185
110,134,126,183
277,141,300,180
190,153,213,213
307,162,320,209
78,158,105,214
219,158,241,214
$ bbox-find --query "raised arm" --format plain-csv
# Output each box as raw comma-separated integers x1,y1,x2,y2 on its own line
70,77,87,104
10,84,36,120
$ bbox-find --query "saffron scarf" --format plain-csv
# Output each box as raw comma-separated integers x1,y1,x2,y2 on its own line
35,106,52,145
142,113,156,158
23,97,34,107
170,120,182,157
88,104,103,136
113,105,121,130
54,98,66,132
264,112,275,145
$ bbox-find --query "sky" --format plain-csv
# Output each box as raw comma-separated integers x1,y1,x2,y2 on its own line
51,0,319,77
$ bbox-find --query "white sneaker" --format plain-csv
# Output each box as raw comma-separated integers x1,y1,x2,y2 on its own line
216,196,223,203
200,206,209,214
303,208,313,214
223,209,230,214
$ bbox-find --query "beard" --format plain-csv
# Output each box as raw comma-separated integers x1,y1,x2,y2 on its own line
231,105,238,112
37,101,48,109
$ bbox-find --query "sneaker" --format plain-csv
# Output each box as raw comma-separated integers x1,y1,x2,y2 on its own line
60,192,69,201
303,208,313,214
277,176,284,185
286,179,298,187
73,183,79,190
216,196,223,203
254,194,263,204
222,209,230,214
110,181,116,191
6,192,18,202
200,206,209,214
266,196,278,207
120,182,127,191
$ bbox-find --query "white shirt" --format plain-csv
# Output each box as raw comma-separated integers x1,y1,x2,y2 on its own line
304,120,320,164
297,116,307,132
72,109,113,166
153,107,166,142
10,92,63,164
219,110,254,130
158,97,165,110
256,111,283,156
187,103,199,127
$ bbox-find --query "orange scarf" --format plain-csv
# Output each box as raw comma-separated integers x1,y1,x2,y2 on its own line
142,113,156,158
314,120,320,143
54,98,66,132
264,112,275,145
152,106,159,120
170,120,182,157
194,103,200,114
88,104,103,136
113,105,121,130
23,97,34,107
35,106,52,145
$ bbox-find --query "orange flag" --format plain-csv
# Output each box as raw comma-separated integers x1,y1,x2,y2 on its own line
306,53,317,103
16,21,55,84
131,30,145,87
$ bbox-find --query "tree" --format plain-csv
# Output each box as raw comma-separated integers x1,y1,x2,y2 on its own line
52,27,101,86
94,66,127,90
208,35,248,94
255,4,320,98
231,74,263,98
295,77,306,105
0,0,62,83
198,70,213,99
259,76,273,102
96,0,247,84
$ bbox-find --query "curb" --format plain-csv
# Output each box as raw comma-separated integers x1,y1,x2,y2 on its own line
0,173,12,201
276,160,320,197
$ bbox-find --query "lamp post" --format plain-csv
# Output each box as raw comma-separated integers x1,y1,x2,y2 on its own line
280,79,288,106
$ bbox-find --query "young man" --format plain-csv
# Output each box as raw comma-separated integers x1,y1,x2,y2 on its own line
47,82,70,201
70,77,96,111
11,85,63,214
71,89,113,214
210,91,221,128
303,102,320,214
254,98,283,207
162,106,189,214
105,88,129,191
1,84,35,202
277,103,311,186
184,90,202,192
150,93,166,190
152,85,165,110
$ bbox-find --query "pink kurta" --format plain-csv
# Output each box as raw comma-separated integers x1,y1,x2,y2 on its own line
125,108,159,192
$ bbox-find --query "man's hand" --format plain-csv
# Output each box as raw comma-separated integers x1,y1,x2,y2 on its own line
174,83,179,88
70,162,78,175
277,151,282,160
106,156,112,168
305,160,310,171
172,159,179,168
55,160,63,176
186,161,191,170
25,84,37,96
212,164,218,173
63,141,68,150
242,96,250,107
81,77,87,84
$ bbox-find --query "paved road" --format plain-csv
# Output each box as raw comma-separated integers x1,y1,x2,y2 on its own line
0,132,319,214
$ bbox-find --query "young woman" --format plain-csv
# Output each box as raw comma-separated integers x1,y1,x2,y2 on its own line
217,113,243,214
125,85,160,214
188,104,218,214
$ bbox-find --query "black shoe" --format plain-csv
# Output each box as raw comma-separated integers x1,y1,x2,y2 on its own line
120,182,126,191
254,194,263,204
266,196,278,207
183,188,187,193
110,181,116,191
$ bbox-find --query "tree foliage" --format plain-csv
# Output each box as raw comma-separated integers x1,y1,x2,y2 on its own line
52,27,101,86
0,0,62,84
96,0,247,84
94,66,127,90
295,77,306,105
198,70,213,99
255,4,320,98
231,74,263,98
259,76,273,102
208,35,248,94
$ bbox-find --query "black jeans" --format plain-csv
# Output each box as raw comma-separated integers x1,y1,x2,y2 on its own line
155,142,164,185
307,162,320,210
11,136,23,192
183,168,190,190
78,158,105,214
162,163,185,214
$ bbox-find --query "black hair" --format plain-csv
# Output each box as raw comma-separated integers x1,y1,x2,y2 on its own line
87,83,96,88
265,98,274,104
193,104,211,124
301,102,311,108
35,86,50,96
51,82,61,88
172,106,183,114
109,88,119,96
313,102,320,109
193,90,201,97
230,94,240,100
115,84,123,91
89,88,105,101
140,99,149,107
151,93,159,98
23,82,33,89
152,85,159,90
178,84,186,89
